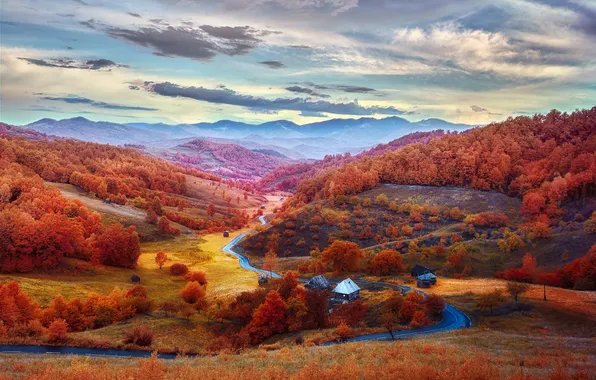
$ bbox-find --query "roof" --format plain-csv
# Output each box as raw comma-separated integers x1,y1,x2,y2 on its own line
417,272,436,281
411,264,434,276
333,278,360,295
306,275,330,289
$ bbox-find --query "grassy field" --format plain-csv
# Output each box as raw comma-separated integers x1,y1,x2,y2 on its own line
1,327,594,379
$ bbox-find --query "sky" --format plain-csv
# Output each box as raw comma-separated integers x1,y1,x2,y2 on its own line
1,0,595,126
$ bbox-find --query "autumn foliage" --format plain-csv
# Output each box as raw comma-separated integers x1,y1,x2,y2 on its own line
291,109,596,224
366,249,405,276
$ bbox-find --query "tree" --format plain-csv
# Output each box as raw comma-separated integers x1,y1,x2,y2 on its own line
424,294,446,318
264,250,278,277
321,240,363,273
476,290,504,315
158,216,180,235
506,282,530,306
47,318,68,342
207,203,216,217
410,310,429,328
335,321,353,342
181,281,206,304
243,290,287,344
366,250,404,276
155,251,167,269
585,212,596,234
92,224,140,268
380,292,402,339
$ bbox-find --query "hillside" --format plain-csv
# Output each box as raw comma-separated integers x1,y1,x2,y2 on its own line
152,138,292,181
257,130,449,191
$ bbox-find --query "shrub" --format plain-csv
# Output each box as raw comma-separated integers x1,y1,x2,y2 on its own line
181,281,206,304
47,318,68,342
185,271,207,285
366,250,404,276
123,325,153,347
169,263,189,276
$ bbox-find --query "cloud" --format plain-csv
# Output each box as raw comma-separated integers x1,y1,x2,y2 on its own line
288,45,311,49
106,25,274,61
470,105,487,112
217,0,359,14
43,95,158,111
259,60,285,69
299,111,328,118
145,81,406,116
18,57,126,70
390,22,579,79
127,12,142,18
285,85,330,98
294,82,380,95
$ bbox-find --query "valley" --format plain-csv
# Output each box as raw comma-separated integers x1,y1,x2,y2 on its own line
1,109,595,379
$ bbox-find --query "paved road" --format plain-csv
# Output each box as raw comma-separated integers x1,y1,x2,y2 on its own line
224,216,472,343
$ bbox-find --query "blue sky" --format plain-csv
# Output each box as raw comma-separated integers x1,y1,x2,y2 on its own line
1,0,595,125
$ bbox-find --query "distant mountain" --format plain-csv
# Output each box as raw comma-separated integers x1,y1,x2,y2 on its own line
23,116,474,157
25,117,169,145
0,122,60,141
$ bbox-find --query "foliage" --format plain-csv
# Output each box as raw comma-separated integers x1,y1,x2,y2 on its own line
122,325,154,347
321,240,364,272
366,250,405,276
169,263,189,276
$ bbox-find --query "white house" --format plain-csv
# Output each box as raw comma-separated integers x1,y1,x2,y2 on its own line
332,278,361,302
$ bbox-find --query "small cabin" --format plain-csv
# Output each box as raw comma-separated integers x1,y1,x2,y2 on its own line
258,275,269,285
416,272,437,288
130,274,141,284
332,278,361,303
305,275,331,292
223,230,230,237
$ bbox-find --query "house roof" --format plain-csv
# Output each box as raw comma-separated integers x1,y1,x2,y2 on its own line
333,278,360,295
411,264,434,276
417,272,436,281
306,275,330,289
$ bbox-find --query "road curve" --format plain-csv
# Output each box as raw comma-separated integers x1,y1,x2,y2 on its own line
225,216,472,343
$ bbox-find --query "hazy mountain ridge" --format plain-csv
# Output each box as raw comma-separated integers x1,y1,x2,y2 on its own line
24,116,474,159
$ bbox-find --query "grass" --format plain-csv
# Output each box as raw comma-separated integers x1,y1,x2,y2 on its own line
1,329,594,379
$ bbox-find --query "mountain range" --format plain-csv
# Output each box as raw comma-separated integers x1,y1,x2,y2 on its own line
24,116,474,159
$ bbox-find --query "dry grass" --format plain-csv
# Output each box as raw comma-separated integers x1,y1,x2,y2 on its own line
1,329,594,379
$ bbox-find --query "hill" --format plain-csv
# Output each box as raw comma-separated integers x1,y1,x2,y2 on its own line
256,130,449,192
147,138,292,181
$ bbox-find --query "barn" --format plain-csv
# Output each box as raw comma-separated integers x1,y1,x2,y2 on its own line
332,278,360,302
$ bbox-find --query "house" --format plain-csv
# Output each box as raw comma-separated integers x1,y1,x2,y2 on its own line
416,272,436,288
332,278,361,302
223,230,230,237
411,264,434,278
305,275,331,292
258,275,269,285
130,274,141,284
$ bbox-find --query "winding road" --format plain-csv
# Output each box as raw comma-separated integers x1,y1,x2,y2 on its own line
225,216,472,343
0,214,470,359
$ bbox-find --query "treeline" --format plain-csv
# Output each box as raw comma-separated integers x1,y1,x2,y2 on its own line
290,109,596,222
257,130,447,192
0,162,140,272
497,247,596,290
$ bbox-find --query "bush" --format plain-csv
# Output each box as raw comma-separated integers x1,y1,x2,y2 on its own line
185,271,207,285
48,319,68,342
123,325,153,347
169,263,189,276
